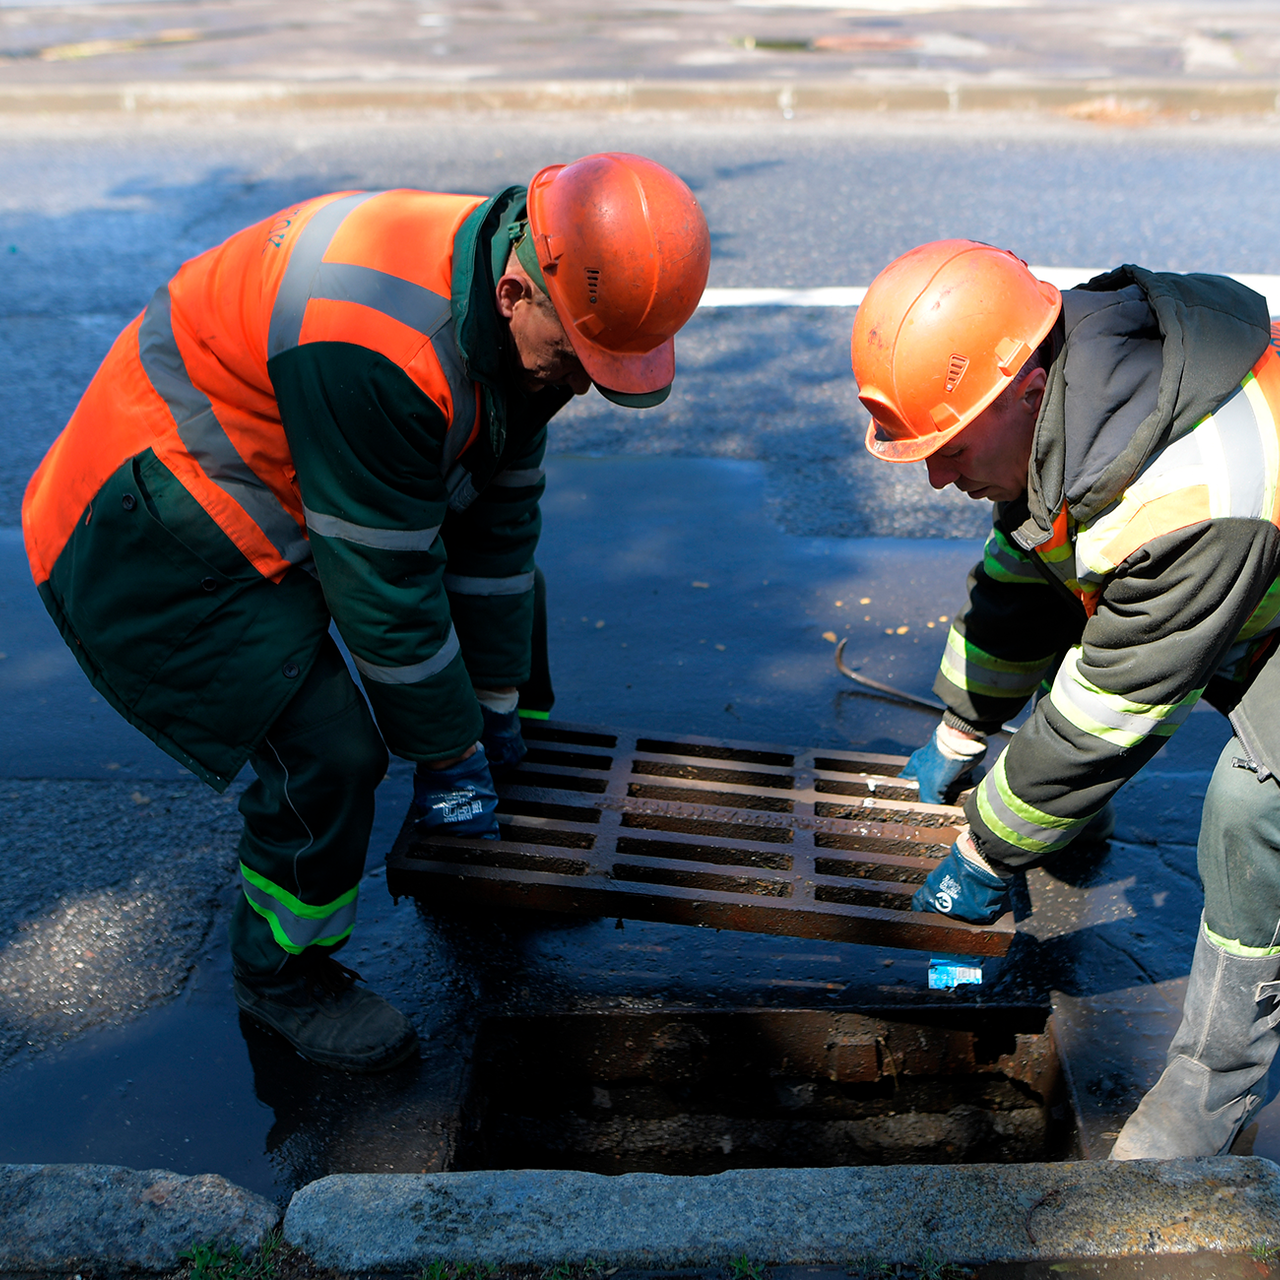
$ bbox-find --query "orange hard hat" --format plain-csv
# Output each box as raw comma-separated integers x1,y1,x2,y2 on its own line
851,239,1062,462
522,153,711,407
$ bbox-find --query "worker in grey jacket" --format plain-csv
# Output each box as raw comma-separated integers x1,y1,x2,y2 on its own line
850,238,1280,1159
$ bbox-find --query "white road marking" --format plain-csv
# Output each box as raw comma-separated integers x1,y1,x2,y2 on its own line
700,270,1280,317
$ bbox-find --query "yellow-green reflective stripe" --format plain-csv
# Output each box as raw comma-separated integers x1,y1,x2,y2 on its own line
975,754,1088,855
1205,923,1280,958
983,530,1042,585
1038,542,1074,564
1239,575,1280,642
518,709,550,720
239,863,359,955
939,628,1054,698
1048,648,1202,747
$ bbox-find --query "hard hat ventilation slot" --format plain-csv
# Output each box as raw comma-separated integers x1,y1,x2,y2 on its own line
945,354,969,394
585,267,601,304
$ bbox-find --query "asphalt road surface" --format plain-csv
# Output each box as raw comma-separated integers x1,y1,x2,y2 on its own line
2,110,1279,1190
7,111,1280,539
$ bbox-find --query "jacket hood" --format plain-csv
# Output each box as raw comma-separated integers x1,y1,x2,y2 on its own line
1021,266,1271,542
450,183,571,457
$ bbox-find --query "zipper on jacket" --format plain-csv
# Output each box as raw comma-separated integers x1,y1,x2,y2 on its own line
1229,708,1274,782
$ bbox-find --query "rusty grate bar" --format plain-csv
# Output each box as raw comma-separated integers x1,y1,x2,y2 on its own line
386,720,1013,957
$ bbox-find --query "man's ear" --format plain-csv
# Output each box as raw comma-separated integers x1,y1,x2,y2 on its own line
1020,365,1048,417
496,272,534,320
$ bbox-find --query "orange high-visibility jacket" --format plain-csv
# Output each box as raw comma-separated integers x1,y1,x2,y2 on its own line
22,186,565,788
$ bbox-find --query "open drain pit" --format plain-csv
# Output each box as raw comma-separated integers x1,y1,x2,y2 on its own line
455,1007,1073,1175
389,722,1012,956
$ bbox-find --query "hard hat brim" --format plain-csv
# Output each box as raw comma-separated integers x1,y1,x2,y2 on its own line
865,417,967,463
596,382,672,408
569,330,677,399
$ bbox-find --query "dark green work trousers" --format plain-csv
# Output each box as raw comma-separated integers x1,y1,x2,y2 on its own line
231,636,388,978
1198,737,1280,953
230,568,554,977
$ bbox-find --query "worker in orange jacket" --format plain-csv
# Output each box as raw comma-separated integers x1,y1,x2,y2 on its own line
23,154,710,1071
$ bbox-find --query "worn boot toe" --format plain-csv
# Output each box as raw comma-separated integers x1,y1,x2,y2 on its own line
234,956,418,1073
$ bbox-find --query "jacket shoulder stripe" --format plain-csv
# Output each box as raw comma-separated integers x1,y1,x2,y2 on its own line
302,504,440,552
139,284,312,574
311,261,452,339
1098,485,1211,568
268,191,379,359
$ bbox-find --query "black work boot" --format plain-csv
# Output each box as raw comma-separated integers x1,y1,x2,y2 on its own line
1111,919,1280,1159
234,953,418,1072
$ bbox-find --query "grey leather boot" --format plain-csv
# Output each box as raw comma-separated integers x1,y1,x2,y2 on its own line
1111,920,1280,1159
235,953,418,1073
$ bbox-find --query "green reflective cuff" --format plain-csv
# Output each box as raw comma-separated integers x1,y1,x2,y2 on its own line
240,863,358,920
519,708,550,720
1205,923,1280,957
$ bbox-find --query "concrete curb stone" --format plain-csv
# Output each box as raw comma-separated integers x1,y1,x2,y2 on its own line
0,78,1278,118
0,1164,280,1274
282,1158,1280,1271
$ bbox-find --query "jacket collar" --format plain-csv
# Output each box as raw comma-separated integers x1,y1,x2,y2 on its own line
450,185,571,456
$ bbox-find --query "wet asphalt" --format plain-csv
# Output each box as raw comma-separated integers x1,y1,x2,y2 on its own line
3,110,1280,1198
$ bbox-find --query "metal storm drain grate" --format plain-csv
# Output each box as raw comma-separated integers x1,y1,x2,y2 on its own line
387,721,1013,956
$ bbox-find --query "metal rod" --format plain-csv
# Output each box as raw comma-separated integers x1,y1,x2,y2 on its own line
834,640,1022,736
834,639,948,713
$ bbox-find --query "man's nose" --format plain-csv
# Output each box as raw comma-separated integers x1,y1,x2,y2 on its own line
925,455,959,490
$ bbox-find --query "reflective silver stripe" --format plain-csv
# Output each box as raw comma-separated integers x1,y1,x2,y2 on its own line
1049,650,1201,747
443,571,535,596
138,285,312,568
240,877,358,951
1216,384,1268,518
351,624,460,685
267,192,380,358
975,762,1084,856
939,628,1051,698
302,504,440,552
310,261,452,337
265,192,479,464
492,467,546,488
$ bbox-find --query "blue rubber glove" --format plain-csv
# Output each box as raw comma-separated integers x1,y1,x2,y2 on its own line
412,745,501,839
480,704,527,777
900,723,986,804
911,840,1011,924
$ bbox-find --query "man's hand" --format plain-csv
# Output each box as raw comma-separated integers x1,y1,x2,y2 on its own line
413,744,501,839
900,721,987,804
911,830,1011,924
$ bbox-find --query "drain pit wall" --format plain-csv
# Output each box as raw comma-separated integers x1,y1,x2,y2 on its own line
454,1006,1072,1174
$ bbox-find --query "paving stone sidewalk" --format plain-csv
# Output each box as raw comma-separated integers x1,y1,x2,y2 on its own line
4,2,1280,118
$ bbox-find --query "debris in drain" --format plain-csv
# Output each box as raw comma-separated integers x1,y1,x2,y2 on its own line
388,721,1013,957
929,955,985,990
455,1008,1072,1174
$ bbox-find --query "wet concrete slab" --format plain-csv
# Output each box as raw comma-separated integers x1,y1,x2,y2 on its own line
0,454,1274,1202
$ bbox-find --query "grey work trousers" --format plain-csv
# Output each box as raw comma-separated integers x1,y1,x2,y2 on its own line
1199,737,1280,951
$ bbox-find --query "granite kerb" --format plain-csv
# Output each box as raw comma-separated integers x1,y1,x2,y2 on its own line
282,1158,1280,1271
0,1163,280,1274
